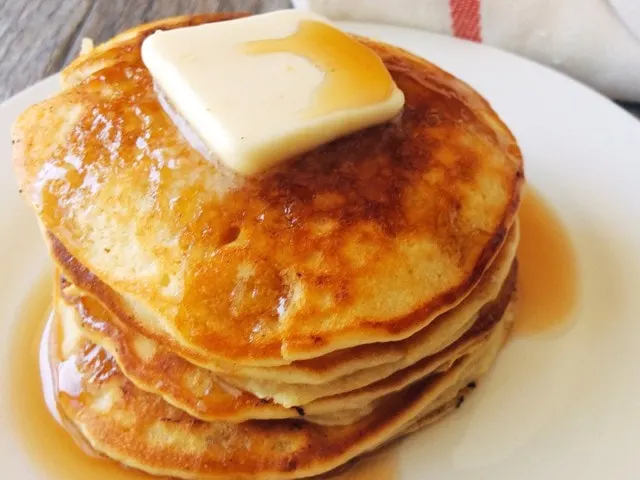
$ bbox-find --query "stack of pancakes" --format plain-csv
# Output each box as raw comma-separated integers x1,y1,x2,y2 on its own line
12,13,524,480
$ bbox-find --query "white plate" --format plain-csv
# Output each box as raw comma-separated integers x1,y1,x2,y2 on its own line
1,21,640,480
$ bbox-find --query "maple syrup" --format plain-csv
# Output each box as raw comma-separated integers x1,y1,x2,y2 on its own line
513,187,578,335
331,448,399,480
8,274,397,478
7,273,152,479
243,20,397,117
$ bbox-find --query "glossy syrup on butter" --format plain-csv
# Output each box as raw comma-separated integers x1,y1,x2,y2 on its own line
243,19,397,118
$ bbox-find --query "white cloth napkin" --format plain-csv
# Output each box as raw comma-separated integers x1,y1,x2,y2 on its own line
293,0,640,101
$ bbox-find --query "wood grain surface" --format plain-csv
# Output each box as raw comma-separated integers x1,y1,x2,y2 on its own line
0,0,638,119
0,0,291,101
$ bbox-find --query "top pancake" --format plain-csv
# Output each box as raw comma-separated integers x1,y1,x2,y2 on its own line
13,13,524,365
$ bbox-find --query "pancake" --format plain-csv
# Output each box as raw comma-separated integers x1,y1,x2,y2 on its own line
228,260,516,407
50,289,515,479
49,221,517,398
13,13,524,367
58,258,514,422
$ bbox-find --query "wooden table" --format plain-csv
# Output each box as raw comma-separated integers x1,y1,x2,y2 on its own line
0,0,291,101
1,0,638,119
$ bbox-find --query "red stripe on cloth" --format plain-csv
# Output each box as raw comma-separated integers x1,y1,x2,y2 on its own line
449,0,482,42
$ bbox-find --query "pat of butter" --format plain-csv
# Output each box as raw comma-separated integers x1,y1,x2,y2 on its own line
141,10,405,175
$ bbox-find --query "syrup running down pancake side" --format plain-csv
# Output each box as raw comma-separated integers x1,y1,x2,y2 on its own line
12,286,399,479
7,283,400,479
7,274,152,479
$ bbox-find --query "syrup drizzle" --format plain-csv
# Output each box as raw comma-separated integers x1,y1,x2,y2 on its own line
513,187,578,335
7,275,397,479
7,274,153,479
242,20,396,117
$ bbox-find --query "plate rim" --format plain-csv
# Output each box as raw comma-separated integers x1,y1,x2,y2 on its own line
2,20,640,480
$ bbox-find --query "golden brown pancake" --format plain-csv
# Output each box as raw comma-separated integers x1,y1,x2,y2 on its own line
57,257,514,422
50,288,515,479
13,13,524,367
47,220,516,398
226,260,517,407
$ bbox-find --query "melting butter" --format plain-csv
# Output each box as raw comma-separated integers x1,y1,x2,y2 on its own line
141,10,404,176
242,19,398,118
